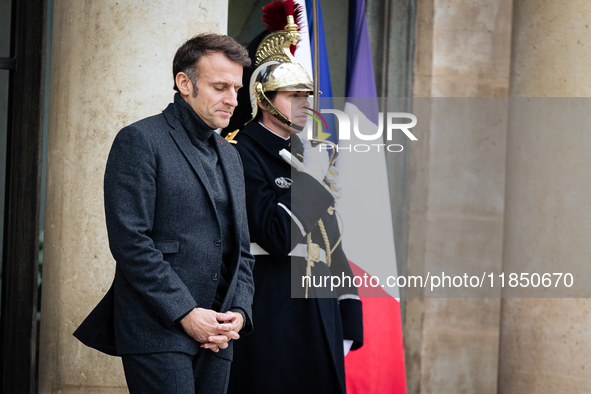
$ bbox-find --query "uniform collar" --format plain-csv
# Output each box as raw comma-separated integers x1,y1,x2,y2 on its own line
258,122,291,141
240,122,292,154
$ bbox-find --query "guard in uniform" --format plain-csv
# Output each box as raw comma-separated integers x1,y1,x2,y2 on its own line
225,1,363,393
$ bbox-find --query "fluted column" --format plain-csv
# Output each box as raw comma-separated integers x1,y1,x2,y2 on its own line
38,1,228,392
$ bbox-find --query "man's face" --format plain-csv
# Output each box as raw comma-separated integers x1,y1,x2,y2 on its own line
260,91,310,138
183,52,243,129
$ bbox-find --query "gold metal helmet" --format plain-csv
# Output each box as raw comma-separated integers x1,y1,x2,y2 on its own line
225,0,313,142
250,12,313,126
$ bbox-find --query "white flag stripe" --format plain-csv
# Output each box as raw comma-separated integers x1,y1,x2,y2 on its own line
293,0,314,80
338,102,399,298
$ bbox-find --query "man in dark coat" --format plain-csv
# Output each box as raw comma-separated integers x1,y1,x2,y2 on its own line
224,4,364,392
74,33,255,394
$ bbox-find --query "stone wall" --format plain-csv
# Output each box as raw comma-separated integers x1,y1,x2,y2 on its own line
407,0,513,392
499,0,591,392
38,1,228,392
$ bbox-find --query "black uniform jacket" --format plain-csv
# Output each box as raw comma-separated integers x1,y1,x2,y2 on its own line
227,122,363,394
73,95,255,361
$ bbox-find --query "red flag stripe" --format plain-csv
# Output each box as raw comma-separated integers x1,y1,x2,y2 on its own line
345,262,407,394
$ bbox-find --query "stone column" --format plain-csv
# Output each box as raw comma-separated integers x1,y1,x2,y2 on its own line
38,1,228,392
499,1,591,392
407,0,512,392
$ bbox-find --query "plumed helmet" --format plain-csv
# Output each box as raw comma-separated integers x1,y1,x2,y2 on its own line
224,0,314,142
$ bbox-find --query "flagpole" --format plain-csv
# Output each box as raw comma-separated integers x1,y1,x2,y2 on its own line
311,0,320,142
309,0,338,164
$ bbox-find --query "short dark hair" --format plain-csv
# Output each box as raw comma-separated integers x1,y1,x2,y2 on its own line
172,33,251,95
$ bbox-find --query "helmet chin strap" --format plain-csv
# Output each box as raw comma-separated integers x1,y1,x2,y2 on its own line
254,82,303,131
254,83,291,127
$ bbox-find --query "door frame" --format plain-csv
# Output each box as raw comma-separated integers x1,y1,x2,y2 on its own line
0,0,47,392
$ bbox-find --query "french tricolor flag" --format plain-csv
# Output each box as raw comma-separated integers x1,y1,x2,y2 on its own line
295,0,407,392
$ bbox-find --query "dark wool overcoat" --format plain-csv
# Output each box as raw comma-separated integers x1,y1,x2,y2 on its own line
227,122,363,394
74,96,255,368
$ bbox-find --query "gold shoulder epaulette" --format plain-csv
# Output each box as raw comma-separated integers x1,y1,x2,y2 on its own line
225,129,239,144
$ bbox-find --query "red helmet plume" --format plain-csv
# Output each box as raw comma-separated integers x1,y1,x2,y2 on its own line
262,0,303,55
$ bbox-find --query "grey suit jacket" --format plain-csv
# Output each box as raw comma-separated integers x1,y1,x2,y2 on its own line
74,101,255,361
